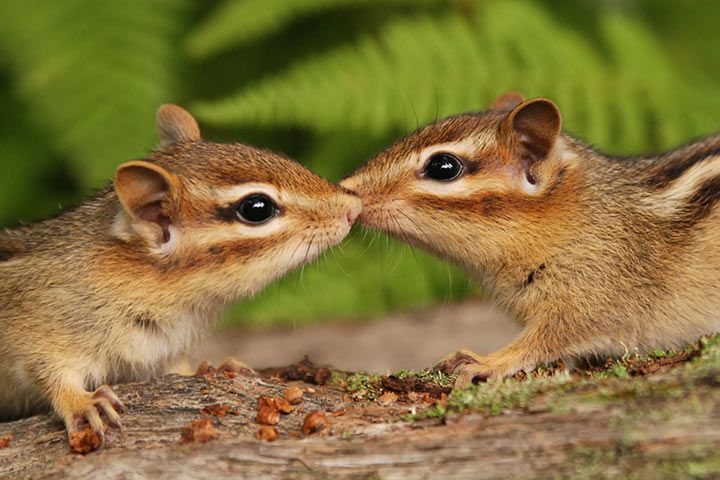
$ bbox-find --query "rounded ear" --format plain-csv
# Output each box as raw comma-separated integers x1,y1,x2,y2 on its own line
156,104,201,147
502,98,562,163
490,91,525,112
114,161,180,243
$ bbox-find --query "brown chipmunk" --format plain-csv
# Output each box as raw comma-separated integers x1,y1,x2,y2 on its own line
0,105,361,444
341,92,720,387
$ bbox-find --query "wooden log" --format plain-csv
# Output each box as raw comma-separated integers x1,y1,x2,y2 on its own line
1,360,719,479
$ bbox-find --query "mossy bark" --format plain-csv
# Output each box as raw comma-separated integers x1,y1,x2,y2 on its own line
0,355,719,479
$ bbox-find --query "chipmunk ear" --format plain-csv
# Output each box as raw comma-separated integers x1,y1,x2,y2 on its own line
502,98,562,164
114,161,181,243
156,104,201,147
490,91,525,112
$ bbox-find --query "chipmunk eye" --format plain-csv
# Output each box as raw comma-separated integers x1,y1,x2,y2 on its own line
236,194,277,224
423,153,464,181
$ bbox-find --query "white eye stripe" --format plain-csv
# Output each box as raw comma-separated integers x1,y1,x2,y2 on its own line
182,220,287,249
213,183,321,211
415,141,479,171
412,177,507,197
214,183,282,205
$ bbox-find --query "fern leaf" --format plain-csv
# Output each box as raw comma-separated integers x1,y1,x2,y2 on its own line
0,0,189,187
194,0,720,154
186,0,435,59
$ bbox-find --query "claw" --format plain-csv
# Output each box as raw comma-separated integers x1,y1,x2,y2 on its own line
94,397,125,433
455,364,492,388
64,385,125,453
218,357,255,376
70,409,106,452
195,360,216,377
434,349,487,375
93,385,125,413
196,358,255,378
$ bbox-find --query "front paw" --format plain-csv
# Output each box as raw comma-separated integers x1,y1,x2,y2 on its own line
453,359,526,389
434,349,489,375
65,385,125,453
195,357,256,378
454,363,496,388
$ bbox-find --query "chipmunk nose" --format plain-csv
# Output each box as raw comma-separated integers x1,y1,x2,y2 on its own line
345,195,362,225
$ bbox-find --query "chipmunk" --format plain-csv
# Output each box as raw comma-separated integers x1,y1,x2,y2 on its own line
0,105,361,445
341,92,720,387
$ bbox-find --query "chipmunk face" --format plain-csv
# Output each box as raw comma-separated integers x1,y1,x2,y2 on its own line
112,105,361,300
340,93,575,271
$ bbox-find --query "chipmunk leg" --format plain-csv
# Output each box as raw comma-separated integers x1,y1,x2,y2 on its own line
443,323,567,388
48,376,125,449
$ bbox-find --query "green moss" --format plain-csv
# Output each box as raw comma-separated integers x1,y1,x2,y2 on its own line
408,373,572,420
609,363,630,378
561,442,720,479
389,369,455,388
687,334,720,382
650,348,669,359
328,371,346,387
591,360,631,379
402,334,720,423
587,334,720,380
345,372,383,400
700,334,720,350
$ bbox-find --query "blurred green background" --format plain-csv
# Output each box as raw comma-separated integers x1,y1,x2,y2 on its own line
1,0,719,328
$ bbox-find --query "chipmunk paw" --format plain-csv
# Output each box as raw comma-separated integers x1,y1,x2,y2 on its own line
434,349,488,375
65,385,125,453
195,357,255,378
453,360,525,388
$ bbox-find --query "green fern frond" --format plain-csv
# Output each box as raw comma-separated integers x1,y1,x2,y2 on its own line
194,0,720,154
186,0,436,59
0,0,189,187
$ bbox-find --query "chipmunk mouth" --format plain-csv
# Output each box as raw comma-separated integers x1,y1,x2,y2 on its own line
339,181,412,237
285,210,358,270
344,194,363,226
354,200,419,241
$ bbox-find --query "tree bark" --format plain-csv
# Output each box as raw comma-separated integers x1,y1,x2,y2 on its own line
1,360,718,479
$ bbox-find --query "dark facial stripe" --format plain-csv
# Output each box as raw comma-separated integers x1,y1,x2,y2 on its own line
644,145,720,189
215,204,239,222
677,175,720,227
0,250,13,261
195,232,294,266
417,194,505,217
410,166,567,219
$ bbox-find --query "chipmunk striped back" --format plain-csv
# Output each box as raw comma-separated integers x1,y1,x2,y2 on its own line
341,92,720,385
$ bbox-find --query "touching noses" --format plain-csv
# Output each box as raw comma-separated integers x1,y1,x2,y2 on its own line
345,194,363,226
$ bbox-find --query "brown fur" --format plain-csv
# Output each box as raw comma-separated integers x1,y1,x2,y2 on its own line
341,95,720,386
0,105,361,443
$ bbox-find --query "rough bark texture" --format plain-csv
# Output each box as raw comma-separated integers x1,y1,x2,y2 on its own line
1,355,719,479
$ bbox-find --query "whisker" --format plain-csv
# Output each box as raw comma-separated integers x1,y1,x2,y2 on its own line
407,94,420,131
358,229,378,257
433,79,440,123
334,256,353,279
385,216,405,275
396,209,423,233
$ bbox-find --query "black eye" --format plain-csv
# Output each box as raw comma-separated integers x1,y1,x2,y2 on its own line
423,153,464,181
236,194,277,224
